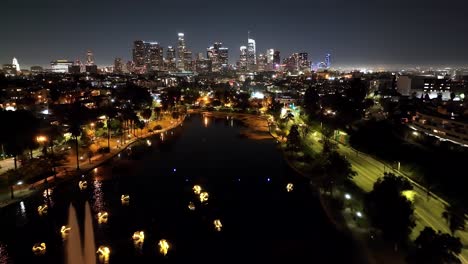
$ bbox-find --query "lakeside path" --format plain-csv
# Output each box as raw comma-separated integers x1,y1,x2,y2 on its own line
0,115,186,209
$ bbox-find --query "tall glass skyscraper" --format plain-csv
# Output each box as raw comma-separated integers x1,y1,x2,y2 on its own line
177,33,186,71
325,53,331,69
247,38,256,71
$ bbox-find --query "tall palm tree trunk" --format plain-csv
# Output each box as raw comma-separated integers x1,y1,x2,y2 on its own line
75,136,80,170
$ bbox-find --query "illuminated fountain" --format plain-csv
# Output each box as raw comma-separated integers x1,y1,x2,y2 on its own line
188,201,196,211
286,183,294,192
66,202,96,264
79,180,88,191
158,239,170,256
32,242,46,256
37,204,48,216
192,185,202,195
213,219,223,231
96,246,110,264
97,212,108,224
199,192,209,203
121,194,130,205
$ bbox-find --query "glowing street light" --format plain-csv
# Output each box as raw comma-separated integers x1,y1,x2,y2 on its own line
192,185,202,195
199,192,209,203
97,212,109,224
356,211,363,218
213,219,223,231
344,193,351,200
97,246,110,263
32,242,47,256
158,239,170,256
36,135,48,143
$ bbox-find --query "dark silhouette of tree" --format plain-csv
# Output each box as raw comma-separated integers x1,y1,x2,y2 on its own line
49,88,61,103
160,87,182,111
322,151,356,190
303,86,320,118
364,173,415,248
442,203,466,235
154,107,162,120
407,227,462,264
233,92,251,110
321,127,337,154
116,83,153,110
140,108,152,121
287,125,301,150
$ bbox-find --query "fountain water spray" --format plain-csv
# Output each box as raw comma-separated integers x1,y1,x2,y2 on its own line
66,202,96,264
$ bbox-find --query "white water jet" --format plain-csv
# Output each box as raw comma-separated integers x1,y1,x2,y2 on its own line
66,202,96,264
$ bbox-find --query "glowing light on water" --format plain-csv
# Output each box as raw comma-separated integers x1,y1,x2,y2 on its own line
61,226,71,240
37,204,48,216
344,193,351,200
97,246,110,263
199,192,209,203
79,180,88,190
204,116,209,127
121,195,130,205
94,168,98,173
146,140,151,146
132,231,145,245
192,185,202,195
158,239,170,256
213,219,223,231
286,183,294,192
19,201,26,215
93,180,105,213
43,188,53,198
356,211,363,218
32,243,46,256
97,212,108,224
188,201,196,211
0,242,10,263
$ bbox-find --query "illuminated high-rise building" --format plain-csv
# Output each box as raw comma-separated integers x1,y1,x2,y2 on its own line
207,42,229,72
133,40,146,68
266,49,274,64
12,57,20,72
298,52,310,70
147,42,164,71
183,50,193,71
273,51,281,65
238,46,248,71
114,58,123,73
86,50,95,66
177,33,186,71
257,53,267,72
50,60,73,73
166,46,176,71
325,53,331,69
247,34,256,71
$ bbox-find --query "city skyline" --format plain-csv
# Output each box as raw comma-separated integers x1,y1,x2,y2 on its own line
2,0,468,69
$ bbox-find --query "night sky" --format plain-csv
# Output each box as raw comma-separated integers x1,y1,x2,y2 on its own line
2,0,468,69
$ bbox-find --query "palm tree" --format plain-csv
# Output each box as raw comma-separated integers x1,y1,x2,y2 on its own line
442,203,466,235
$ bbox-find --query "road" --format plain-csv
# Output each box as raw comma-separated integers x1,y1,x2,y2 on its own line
296,119,468,263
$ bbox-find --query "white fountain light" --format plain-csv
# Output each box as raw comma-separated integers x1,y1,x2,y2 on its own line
213,219,223,231
286,183,294,192
158,239,170,256
32,242,46,256
97,212,109,224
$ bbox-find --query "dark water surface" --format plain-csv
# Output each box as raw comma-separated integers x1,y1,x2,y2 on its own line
0,115,362,263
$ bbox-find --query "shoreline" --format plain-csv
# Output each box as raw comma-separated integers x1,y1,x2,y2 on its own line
0,115,186,209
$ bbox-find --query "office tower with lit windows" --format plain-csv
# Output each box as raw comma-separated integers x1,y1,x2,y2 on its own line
12,57,20,72
166,46,176,71
298,52,310,70
133,40,146,68
114,58,123,73
273,51,281,65
183,50,193,71
147,42,164,71
50,60,73,73
238,46,248,71
257,53,267,72
247,37,257,71
207,42,229,72
177,33,186,71
86,50,95,66
325,53,331,69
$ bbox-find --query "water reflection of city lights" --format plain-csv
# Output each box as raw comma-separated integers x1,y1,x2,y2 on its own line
79,180,88,190
213,219,223,231
204,116,208,127
60,226,71,240
32,243,46,256
93,180,105,213
158,239,170,256
286,183,294,192
97,246,110,264
43,188,53,198
199,192,209,203
19,201,26,214
121,194,130,205
0,242,9,263
37,204,48,216
192,185,202,195
188,201,196,211
94,168,98,173
132,231,145,244
97,212,109,224
146,140,151,146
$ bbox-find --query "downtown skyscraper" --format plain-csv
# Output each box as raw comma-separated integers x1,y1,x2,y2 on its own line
247,36,256,71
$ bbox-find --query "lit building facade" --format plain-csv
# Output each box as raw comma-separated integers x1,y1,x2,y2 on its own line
50,60,73,73
166,46,176,71
247,38,257,71
114,58,123,73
